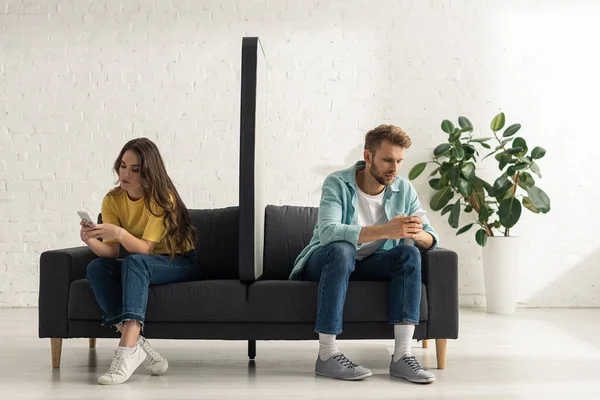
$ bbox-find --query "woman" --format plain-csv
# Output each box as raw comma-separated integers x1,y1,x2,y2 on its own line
81,138,199,385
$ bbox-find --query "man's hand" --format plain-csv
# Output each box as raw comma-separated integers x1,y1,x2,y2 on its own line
384,216,423,240
85,223,122,241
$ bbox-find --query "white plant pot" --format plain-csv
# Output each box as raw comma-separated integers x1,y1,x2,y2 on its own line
482,236,520,314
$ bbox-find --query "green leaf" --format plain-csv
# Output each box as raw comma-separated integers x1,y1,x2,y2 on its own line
450,167,460,187
461,162,475,180
448,200,461,228
434,143,452,157
440,171,450,187
440,162,452,173
409,162,428,180
480,179,495,197
526,186,551,213
506,147,524,155
464,205,473,213
483,149,501,160
458,116,473,130
470,137,493,143
512,137,528,154
441,120,455,134
518,172,536,189
499,197,522,228
429,178,441,190
464,144,477,157
499,154,511,170
502,123,521,137
500,188,515,202
429,167,440,177
514,162,530,170
441,204,454,216
480,142,491,149
456,223,474,235
430,187,454,211
490,112,506,131
523,197,540,214
476,229,488,246
478,205,494,223
449,132,461,142
530,161,542,178
458,178,473,197
451,147,465,160
493,176,513,196
531,146,546,159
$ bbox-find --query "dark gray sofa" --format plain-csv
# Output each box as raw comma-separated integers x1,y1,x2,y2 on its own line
38,36,458,370
38,204,458,369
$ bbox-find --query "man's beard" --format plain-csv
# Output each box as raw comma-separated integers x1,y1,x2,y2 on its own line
370,163,395,186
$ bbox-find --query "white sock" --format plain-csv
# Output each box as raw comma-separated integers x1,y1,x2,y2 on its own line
117,346,136,356
393,325,415,362
318,333,340,361
137,336,145,346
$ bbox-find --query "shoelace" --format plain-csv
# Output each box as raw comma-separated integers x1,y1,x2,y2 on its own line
403,356,424,372
142,342,162,363
333,353,358,369
107,352,126,375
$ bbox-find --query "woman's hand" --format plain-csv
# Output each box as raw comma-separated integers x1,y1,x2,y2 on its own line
79,220,95,243
85,223,123,242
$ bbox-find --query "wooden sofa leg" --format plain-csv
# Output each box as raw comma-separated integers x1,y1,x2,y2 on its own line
435,339,447,369
422,339,429,348
51,338,63,369
248,340,256,360
89,338,97,348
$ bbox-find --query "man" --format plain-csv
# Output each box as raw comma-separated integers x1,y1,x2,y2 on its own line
289,124,439,383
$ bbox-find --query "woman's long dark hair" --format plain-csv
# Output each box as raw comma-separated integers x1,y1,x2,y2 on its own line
109,138,196,258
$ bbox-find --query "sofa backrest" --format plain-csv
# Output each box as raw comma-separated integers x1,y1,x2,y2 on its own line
262,205,319,280
190,207,239,279
100,206,240,280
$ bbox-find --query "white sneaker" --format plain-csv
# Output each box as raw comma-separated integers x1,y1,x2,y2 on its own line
97,345,147,385
139,337,169,375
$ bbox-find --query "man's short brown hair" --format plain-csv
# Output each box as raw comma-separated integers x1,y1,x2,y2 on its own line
364,124,412,154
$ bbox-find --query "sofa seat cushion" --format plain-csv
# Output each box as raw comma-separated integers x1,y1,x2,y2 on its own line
68,279,249,322
247,281,428,323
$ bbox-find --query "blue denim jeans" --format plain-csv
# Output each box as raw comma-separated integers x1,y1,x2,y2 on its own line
303,242,422,335
86,250,200,327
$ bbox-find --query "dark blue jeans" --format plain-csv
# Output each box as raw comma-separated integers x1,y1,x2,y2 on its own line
303,242,422,335
86,251,200,327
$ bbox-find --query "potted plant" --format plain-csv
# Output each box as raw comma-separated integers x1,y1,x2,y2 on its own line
408,112,550,313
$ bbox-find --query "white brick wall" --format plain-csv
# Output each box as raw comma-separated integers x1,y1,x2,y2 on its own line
1,0,599,307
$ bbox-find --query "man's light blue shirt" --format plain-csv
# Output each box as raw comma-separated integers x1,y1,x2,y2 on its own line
289,161,439,280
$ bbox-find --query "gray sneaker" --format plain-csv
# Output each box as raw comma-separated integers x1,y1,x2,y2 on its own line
390,355,435,384
315,353,372,380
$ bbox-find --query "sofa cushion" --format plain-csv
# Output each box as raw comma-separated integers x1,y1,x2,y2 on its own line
68,279,249,322
263,205,318,279
247,281,428,322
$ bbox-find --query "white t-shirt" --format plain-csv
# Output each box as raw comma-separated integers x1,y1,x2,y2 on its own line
355,186,389,260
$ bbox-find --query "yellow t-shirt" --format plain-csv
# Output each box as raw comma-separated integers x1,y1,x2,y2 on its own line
101,189,193,255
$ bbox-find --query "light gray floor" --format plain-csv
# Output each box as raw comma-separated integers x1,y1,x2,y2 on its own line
0,308,599,399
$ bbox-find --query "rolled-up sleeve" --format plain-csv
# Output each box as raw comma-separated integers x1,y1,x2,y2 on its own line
317,176,362,249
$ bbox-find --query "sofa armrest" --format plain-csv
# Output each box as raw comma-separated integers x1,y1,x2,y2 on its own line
38,246,97,338
421,248,459,339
